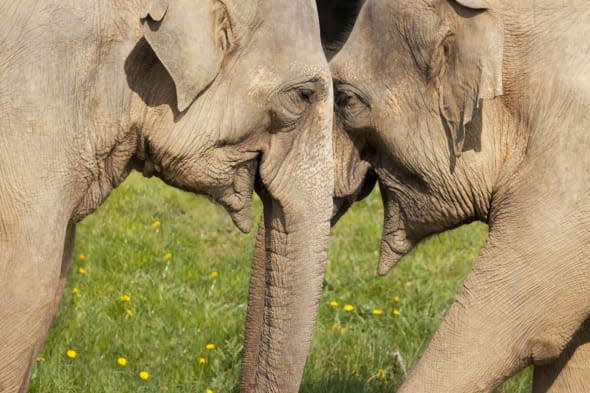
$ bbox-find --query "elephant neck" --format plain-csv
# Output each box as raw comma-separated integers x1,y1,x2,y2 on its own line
474,96,527,223
444,97,526,226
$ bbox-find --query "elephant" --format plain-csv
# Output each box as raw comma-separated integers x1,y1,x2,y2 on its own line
0,0,333,392
324,0,590,392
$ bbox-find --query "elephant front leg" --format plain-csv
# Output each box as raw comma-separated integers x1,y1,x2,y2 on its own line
532,319,590,393
0,274,60,393
0,219,71,392
48,223,77,322
396,232,590,393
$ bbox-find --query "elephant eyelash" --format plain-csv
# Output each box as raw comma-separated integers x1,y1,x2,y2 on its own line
334,81,371,107
335,90,370,121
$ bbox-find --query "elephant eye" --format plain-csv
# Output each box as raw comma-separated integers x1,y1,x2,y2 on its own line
335,89,369,121
297,88,315,104
271,84,316,132
334,82,371,131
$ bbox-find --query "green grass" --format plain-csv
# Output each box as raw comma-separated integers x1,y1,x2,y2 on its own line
29,173,531,392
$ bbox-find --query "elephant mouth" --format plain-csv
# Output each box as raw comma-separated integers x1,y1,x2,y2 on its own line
331,166,377,226
377,182,414,275
331,165,414,276
217,158,258,233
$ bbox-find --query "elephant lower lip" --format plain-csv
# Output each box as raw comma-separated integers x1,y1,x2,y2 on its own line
227,203,252,233
377,181,413,276
331,169,378,227
378,236,411,276
220,159,258,234
331,196,354,226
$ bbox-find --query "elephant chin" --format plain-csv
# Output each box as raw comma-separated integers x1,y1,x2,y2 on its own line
218,159,258,234
377,183,413,276
331,170,377,226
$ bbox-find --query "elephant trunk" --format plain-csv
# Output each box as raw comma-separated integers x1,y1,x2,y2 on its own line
240,77,333,393
240,214,266,391
241,194,329,392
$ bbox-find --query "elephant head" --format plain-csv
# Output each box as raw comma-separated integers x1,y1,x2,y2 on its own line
330,0,503,274
133,0,333,391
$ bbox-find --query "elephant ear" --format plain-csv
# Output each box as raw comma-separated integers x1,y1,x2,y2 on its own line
434,0,503,157
140,0,232,112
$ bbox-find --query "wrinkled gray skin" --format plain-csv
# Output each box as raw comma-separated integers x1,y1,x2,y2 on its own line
0,1,333,392
330,0,590,392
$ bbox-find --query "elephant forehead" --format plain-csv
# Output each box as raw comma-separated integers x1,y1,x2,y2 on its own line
247,68,282,100
287,63,330,79
247,64,328,90
259,0,323,50
331,58,367,83
265,0,320,27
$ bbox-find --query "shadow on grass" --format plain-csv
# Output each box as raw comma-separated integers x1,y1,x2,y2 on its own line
300,377,398,393
227,377,396,393
228,370,532,393
229,380,385,393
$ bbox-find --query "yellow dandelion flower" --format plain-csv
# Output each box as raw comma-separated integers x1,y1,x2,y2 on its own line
209,271,218,279
163,252,172,261
343,304,354,312
205,343,216,350
120,294,131,302
66,349,77,359
331,322,339,331
378,368,386,379
139,371,150,380
71,287,79,295
151,220,161,229
36,356,45,363
117,357,128,366
393,309,401,317
372,308,384,316
78,267,86,274
198,357,206,365
206,389,214,393
329,300,339,308
404,281,413,289
79,254,86,261
392,295,401,303
340,327,347,336
126,308,134,317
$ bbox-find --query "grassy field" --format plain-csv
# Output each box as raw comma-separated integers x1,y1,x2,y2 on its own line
29,173,531,392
